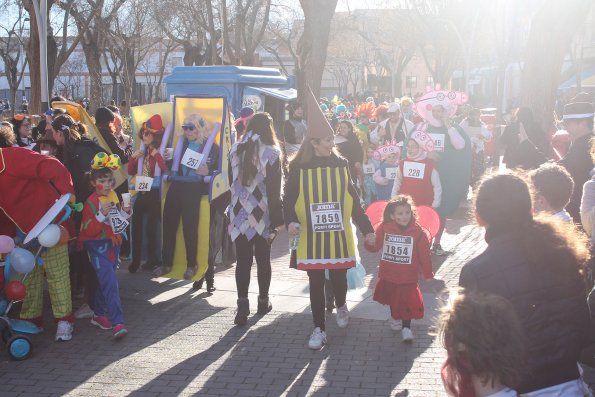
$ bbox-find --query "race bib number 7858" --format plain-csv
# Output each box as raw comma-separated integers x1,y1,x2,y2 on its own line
310,202,344,232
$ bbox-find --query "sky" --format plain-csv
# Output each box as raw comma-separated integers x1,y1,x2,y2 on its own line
335,0,394,12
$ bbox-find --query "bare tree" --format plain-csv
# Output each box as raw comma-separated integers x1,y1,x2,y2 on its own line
69,0,127,112
297,0,339,100
520,0,593,132
261,3,302,75
0,1,28,115
55,56,85,99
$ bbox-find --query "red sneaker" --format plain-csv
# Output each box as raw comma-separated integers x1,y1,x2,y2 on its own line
113,324,128,339
91,315,112,330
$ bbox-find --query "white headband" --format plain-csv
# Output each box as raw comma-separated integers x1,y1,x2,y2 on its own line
563,113,595,120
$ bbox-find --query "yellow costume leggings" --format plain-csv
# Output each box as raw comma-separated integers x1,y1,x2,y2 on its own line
20,244,73,324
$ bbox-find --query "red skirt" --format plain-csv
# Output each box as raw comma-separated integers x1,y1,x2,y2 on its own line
373,280,424,320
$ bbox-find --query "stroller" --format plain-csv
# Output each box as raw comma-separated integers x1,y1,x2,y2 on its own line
0,194,73,360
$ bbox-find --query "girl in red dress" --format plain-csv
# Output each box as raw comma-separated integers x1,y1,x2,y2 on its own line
365,195,434,341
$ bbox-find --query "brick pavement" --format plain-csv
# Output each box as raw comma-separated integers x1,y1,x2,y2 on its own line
0,210,487,397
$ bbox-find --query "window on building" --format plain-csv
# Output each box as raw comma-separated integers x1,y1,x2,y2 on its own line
426,76,434,87
406,76,417,88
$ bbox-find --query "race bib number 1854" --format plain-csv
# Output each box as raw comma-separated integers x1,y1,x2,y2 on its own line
310,202,344,232
382,234,413,264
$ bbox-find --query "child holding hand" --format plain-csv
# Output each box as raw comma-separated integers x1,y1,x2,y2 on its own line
79,153,131,338
365,195,434,341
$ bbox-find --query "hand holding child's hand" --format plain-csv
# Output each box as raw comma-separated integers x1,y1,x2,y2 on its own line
122,205,132,214
288,222,301,237
365,233,376,246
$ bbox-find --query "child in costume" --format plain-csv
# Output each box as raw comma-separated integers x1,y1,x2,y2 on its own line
284,89,375,350
365,195,433,341
391,128,442,208
530,163,574,222
158,113,219,281
127,114,168,273
79,152,131,338
372,141,401,200
362,146,380,207
439,289,526,397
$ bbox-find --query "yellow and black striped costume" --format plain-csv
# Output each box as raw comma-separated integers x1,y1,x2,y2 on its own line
294,165,357,270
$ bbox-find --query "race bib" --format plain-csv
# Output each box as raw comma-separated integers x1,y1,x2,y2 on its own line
429,133,445,152
382,234,413,264
385,167,398,180
135,176,153,192
181,148,204,170
363,163,375,174
108,207,129,235
310,202,344,232
403,161,425,179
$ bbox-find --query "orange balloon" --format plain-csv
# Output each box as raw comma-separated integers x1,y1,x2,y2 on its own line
58,225,70,245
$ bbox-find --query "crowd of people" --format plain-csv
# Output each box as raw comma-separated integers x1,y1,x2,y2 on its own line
0,86,595,397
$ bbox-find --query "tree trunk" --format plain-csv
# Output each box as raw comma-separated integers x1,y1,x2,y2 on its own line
520,0,593,134
23,1,41,115
297,0,338,102
81,38,104,113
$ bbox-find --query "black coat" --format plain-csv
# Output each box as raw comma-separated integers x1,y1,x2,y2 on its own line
459,229,591,394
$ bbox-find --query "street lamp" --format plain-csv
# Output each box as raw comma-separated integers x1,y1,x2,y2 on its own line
32,0,49,111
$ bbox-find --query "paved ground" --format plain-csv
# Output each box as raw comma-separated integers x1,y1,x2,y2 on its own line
0,210,488,397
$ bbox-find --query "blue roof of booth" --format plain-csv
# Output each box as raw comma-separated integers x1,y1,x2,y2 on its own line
163,66,290,86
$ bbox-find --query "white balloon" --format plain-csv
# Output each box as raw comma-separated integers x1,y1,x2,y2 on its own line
37,225,61,248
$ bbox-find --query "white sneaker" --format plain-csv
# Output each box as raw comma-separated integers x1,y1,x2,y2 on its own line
308,327,327,350
388,318,401,331
336,304,350,329
74,303,94,320
55,320,73,342
401,327,414,342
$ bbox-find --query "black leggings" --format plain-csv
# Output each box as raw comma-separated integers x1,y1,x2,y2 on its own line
307,269,347,331
131,189,161,264
234,234,271,299
162,183,203,269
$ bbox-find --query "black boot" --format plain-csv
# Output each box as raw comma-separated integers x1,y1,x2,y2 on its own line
128,261,140,274
257,296,272,315
193,277,204,291
206,277,216,293
234,298,249,326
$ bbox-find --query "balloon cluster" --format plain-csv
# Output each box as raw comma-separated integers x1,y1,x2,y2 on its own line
0,223,69,304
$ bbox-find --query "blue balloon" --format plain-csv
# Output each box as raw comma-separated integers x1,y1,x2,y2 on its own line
9,248,35,274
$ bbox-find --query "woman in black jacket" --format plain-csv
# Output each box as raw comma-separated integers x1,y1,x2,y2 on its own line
460,173,591,395
334,120,364,186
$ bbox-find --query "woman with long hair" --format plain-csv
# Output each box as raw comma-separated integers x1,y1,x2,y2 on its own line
284,93,375,350
460,172,591,395
228,112,283,326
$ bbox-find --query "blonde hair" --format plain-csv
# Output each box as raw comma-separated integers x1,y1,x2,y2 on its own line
183,113,208,143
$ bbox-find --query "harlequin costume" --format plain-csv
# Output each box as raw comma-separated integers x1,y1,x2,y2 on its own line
127,114,168,272
391,127,442,207
228,128,283,324
365,220,433,320
80,153,130,336
0,147,75,328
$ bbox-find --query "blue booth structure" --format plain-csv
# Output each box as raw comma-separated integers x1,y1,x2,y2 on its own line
163,66,297,132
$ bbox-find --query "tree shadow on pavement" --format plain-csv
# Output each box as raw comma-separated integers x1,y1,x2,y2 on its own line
132,310,436,396
0,273,226,395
